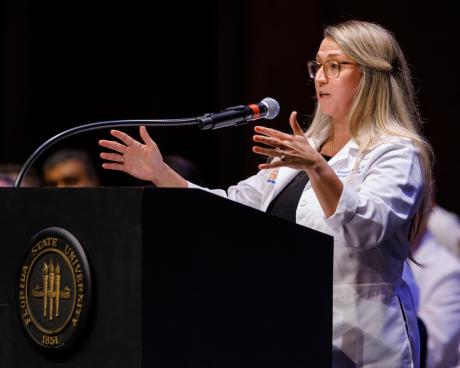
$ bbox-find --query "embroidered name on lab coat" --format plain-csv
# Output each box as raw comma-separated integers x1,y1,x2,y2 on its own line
336,168,353,178
336,168,362,178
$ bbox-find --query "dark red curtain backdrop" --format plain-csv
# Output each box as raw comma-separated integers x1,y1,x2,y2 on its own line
2,0,458,213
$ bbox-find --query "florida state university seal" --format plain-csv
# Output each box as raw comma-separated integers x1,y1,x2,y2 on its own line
18,227,92,351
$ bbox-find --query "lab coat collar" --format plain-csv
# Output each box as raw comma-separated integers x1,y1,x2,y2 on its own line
309,136,360,168
329,139,359,168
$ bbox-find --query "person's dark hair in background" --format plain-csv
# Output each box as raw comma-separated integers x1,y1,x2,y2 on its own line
42,149,100,187
162,154,204,186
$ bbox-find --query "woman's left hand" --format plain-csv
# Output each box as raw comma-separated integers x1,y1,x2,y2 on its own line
253,111,322,170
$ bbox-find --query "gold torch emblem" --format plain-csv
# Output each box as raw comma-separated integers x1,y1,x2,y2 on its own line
31,261,71,320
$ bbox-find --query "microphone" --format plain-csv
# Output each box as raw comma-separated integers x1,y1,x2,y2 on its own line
198,97,280,130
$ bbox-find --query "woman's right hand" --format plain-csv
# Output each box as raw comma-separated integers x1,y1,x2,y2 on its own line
99,126,168,183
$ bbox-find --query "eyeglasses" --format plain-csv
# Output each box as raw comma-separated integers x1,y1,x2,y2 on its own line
307,60,357,79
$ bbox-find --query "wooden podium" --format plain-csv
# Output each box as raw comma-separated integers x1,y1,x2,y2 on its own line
0,187,333,367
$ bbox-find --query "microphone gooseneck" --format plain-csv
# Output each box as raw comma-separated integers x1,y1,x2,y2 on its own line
14,97,280,187
14,118,199,187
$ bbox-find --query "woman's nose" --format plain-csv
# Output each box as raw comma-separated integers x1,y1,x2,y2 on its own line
316,67,328,83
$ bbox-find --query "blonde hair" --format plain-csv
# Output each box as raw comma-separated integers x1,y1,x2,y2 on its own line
306,20,433,244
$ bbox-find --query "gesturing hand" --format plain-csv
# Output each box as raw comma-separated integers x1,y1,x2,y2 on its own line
253,111,322,171
99,126,165,182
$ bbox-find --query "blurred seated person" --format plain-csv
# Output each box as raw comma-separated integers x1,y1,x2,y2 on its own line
0,163,40,187
42,149,100,187
408,212,460,368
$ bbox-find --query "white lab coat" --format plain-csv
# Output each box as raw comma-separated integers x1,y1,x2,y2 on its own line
189,136,423,367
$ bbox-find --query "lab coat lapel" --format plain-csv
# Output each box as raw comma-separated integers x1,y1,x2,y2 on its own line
261,167,298,211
